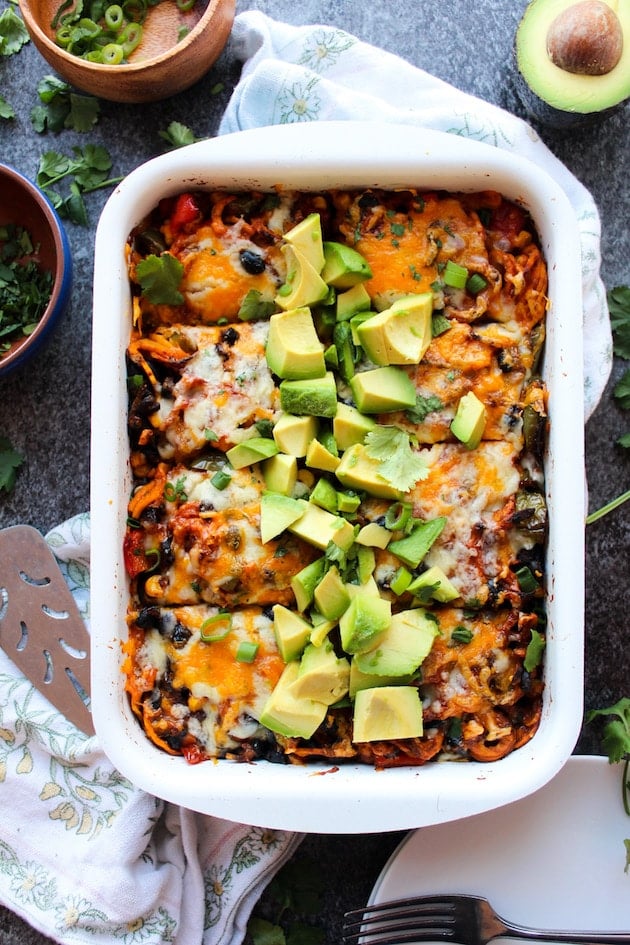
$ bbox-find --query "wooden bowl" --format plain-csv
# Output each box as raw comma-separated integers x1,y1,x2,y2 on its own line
18,0,235,103
0,164,72,376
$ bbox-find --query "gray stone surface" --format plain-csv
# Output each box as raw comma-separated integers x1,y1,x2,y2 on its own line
0,0,629,942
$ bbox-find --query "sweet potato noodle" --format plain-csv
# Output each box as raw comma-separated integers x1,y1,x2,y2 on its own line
122,187,547,769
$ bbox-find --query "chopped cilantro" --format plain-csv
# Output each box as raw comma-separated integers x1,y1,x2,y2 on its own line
0,95,14,119
136,253,185,305
405,393,442,425
587,697,630,871
364,425,429,492
30,75,100,134
0,224,53,355
0,435,24,494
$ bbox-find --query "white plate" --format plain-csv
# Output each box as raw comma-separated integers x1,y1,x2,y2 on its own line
369,755,630,930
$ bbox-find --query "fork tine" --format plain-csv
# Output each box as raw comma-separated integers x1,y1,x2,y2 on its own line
343,897,457,945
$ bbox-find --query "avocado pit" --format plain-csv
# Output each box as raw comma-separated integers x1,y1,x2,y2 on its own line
546,0,623,75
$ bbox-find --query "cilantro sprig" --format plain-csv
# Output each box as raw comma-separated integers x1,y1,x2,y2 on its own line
586,286,630,524
587,698,630,870
364,425,429,493
158,121,199,151
36,144,122,224
0,4,29,57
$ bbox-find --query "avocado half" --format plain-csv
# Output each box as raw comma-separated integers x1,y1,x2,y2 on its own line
515,0,630,126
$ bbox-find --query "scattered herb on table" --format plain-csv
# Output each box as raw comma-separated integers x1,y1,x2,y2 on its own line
0,223,53,354
587,697,630,871
36,144,122,224
586,285,630,524
0,3,29,57
0,435,24,494
30,74,100,133
246,855,325,945
159,121,199,151
0,96,14,119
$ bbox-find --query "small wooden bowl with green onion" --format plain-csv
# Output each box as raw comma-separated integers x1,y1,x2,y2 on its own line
18,0,235,103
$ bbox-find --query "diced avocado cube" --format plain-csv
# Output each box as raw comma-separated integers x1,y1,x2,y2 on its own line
313,565,351,621
265,307,326,379
291,557,327,612
357,293,433,366
283,212,325,273
288,501,355,551
324,344,339,368
355,522,392,549
339,592,391,655
226,437,279,469
262,452,298,495
321,241,372,289
333,321,357,383
336,490,361,514
289,641,350,705
333,402,377,451
309,477,338,513
350,366,416,413
305,437,340,473
336,443,404,500
450,391,487,449
272,604,312,662
309,609,337,647
349,659,412,699
275,244,329,311
354,608,438,677
259,661,327,739
260,491,305,544
356,545,376,584
336,283,372,321
407,565,459,603
388,517,447,569
273,413,318,457
353,686,423,742
279,372,338,418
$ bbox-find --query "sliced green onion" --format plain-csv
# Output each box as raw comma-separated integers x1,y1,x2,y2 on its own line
84,47,103,60
515,565,539,593
101,42,123,63
443,260,468,289
450,625,474,646
466,273,487,294
120,21,142,54
176,0,195,10
104,4,123,28
236,641,259,663
385,501,412,531
200,613,232,643
211,470,231,490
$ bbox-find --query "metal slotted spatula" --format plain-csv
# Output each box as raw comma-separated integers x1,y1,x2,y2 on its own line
0,524,94,736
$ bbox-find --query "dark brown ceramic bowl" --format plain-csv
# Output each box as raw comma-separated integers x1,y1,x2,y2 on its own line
18,0,235,103
0,164,72,376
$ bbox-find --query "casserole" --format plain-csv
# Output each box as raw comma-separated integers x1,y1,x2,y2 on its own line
91,122,584,832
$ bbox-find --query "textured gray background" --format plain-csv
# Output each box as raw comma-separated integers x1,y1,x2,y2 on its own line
1,0,629,942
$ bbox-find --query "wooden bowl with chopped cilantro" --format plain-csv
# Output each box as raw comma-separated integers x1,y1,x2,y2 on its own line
17,0,235,103
0,163,72,376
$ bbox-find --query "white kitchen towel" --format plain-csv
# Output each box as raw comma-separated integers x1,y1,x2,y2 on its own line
220,10,613,420
0,513,301,945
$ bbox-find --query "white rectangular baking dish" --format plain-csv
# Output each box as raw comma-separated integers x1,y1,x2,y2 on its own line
90,121,585,833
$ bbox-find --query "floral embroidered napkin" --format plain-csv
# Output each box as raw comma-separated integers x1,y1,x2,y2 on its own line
0,11,614,945
220,10,613,419
0,513,301,945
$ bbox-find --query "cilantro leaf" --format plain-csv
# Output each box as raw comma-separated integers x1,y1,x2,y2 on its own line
31,76,100,133
159,121,199,151
247,917,285,945
0,6,29,56
587,697,630,764
364,425,429,492
0,95,14,119
405,393,442,424
609,285,630,360
614,368,630,412
35,145,120,225
0,435,24,494
136,253,185,305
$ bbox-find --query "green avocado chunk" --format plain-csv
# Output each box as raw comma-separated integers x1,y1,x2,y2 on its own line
290,641,350,705
321,241,373,289
354,608,438,677
353,686,424,742
339,591,391,655
350,366,416,413
259,661,327,739
279,372,338,418
450,391,486,449
265,307,326,379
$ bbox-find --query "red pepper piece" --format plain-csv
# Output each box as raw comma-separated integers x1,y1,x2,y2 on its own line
170,192,202,234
